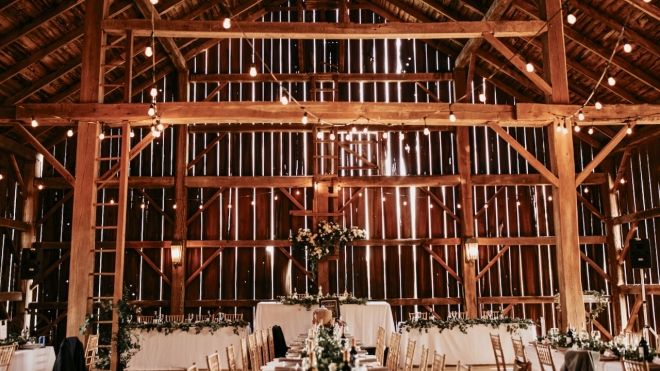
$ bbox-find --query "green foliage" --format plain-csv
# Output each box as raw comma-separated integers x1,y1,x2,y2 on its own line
398,317,534,334
314,327,347,371
129,319,248,336
279,294,367,310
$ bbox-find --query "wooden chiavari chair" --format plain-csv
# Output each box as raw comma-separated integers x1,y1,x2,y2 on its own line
431,351,446,371
456,360,472,371
534,343,556,371
408,312,428,320
260,329,271,363
225,313,244,322
419,345,431,371
84,334,99,370
375,326,386,365
255,330,266,366
385,332,401,371
241,337,250,371
248,334,262,369
621,359,649,371
227,344,238,371
136,315,155,323
267,327,275,361
490,334,506,371
403,339,416,371
511,336,531,371
163,314,184,322
206,351,221,371
187,364,199,371
0,344,16,371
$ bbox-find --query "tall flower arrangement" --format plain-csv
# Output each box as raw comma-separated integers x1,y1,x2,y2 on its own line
291,221,366,280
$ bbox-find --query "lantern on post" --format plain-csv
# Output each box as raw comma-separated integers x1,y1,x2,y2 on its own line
464,237,479,262
171,242,184,266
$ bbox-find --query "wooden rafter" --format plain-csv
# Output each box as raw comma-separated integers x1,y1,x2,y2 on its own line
610,149,631,193
617,221,639,265
338,187,365,213
337,143,378,169
590,319,613,340
30,252,71,290
133,248,171,285
36,191,73,225
620,0,660,22
14,124,75,187
9,154,26,195
97,128,163,187
422,244,462,283
475,187,505,218
186,188,223,225
611,207,660,225
579,251,609,281
0,134,35,160
185,248,223,286
103,19,548,39
624,296,643,332
191,72,454,83
187,133,226,170
134,0,187,72
476,245,511,280
5,57,81,105
278,188,306,210
0,218,30,231
276,247,313,278
576,193,605,221
487,121,559,187
417,187,458,220
203,82,228,102
455,0,512,67
135,189,174,225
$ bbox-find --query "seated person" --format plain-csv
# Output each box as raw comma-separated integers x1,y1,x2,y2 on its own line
312,308,334,328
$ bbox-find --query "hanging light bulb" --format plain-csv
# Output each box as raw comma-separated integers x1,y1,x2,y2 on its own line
280,94,289,105
562,122,569,135
66,129,74,137
448,111,457,122
156,122,165,132
0,174,3,180
153,129,161,138
150,125,157,135
150,86,158,97
399,132,405,140
574,124,581,132
248,64,257,77
577,110,585,121
351,126,358,133
588,126,594,135
130,130,135,138
145,46,153,57
478,93,486,103
623,43,632,53
626,123,633,135
362,127,368,134
316,131,323,139
595,101,602,110
345,133,353,141
607,76,616,86
149,0,158,4
147,103,156,117
30,117,38,127
222,17,231,29
329,132,336,140
382,132,388,139
99,131,105,140
301,112,308,125
566,13,577,25
555,121,562,132
525,62,535,73
423,127,430,136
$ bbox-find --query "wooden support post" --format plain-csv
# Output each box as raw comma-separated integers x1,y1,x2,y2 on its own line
601,160,626,333
17,157,36,332
171,70,189,314
109,122,131,371
123,30,134,102
66,0,108,338
456,127,478,318
541,0,585,330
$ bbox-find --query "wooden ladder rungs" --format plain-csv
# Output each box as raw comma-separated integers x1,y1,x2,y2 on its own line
102,62,125,68
92,249,116,253
89,296,113,300
314,155,339,159
90,272,115,276
93,320,113,324
94,225,117,230
97,157,120,161
101,135,122,139
94,202,118,206
101,83,125,87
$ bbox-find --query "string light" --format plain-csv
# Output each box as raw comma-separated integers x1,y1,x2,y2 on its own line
316,131,323,139
620,178,626,184
222,17,231,29
150,86,158,97
399,132,405,140
149,0,158,4
156,121,165,132
607,76,616,86
351,127,358,133
172,204,177,209
66,129,74,137
583,187,589,194
130,130,135,138
547,195,553,201
145,46,153,57
577,110,585,121
37,184,44,190
99,131,105,140
362,127,368,134
329,132,335,140
588,126,594,135
566,13,577,25
0,174,3,180
301,112,308,125
623,42,632,53
382,132,388,139
595,101,602,110
423,127,430,136
280,94,289,105
456,203,461,209
626,123,633,135
148,103,156,116
30,117,38,127
248,63,257,77
525,62,535,73
478,93,486,103
448,111,456,122
574,123,581,132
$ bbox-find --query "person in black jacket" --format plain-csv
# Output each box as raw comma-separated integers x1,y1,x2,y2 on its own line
52,337,87,371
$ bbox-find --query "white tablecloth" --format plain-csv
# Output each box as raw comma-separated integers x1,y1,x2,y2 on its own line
11,346,56,371
127,326,247,370
254,302,396,347
399,324,537,366
525,345,660,371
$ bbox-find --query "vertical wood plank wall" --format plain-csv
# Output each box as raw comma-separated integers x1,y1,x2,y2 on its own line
0,5,655,347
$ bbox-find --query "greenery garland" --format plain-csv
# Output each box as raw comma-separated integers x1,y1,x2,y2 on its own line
541,331,657,362
278,294,368,310
398,317,534,334
314,326,347,371
290,221,366,280
128,319,248,336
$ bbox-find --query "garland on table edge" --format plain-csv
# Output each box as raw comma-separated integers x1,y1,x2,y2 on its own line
290,221,366,280
128,319,248,335
398,317,534,335
540,331,657,362
278,293,368,310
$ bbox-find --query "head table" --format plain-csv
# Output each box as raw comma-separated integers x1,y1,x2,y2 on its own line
10,346,56,371
126,326,248,370
254,301,395,347
525,344,660,371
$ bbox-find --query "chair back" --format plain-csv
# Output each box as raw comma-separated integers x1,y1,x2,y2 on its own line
511,336,531,371
137,315,155,323
0,344,16,368
408,312,428,320
163,314,184,322
227,345,238,371
404,339,416,371
490,333,506,371
419,346,431,371
240,337,250,371
206,351,221,371
621,359,649,371
85,334,99,369
456,360,472,371
225,313,244,322
248,334,261,368
261,329,271,363
267,327,275,361
386,332,401,371
534,343,556,371
375,326,386,365
431,351,446,371
187,364,199,371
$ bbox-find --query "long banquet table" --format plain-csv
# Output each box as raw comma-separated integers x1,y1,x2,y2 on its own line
525,344,660,371
10,346,56,371
126,326,248,370
254,301,396,347
399,324,537,366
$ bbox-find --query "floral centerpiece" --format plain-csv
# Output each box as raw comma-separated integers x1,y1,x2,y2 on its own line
279,290,367,310
541,330,657,362
291,221,366,280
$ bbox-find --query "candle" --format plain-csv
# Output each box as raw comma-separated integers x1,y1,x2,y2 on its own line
540,316,547,337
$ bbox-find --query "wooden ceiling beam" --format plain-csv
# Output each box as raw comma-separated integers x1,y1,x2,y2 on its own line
575,124,633,186
13,124,75,187
102,19,548,39
0,0,20,12
0,0,84,50
620,0,660,22
191,72,454,83
611,207,660,225
7,102,660,126
4,57,81,105
0,217,30,231
134,0,187,72
568,0,660,59
0,134,36,160
455,0,512,68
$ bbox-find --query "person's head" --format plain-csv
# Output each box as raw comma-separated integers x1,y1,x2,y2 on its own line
312,308,334,327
